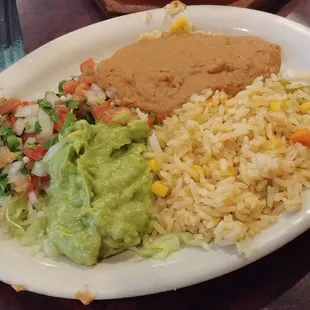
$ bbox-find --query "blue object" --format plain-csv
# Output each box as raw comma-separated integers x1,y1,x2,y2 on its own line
0,0,25,72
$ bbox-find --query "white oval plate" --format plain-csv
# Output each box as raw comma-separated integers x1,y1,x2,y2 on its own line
1,5,310,301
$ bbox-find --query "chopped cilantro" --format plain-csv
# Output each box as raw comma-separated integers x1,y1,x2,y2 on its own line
34,121,42,134
7,135,21,152
60,113,75,135
20,166,28,175
37,99,60,123
58,80,67,93
44,137,57,150
0,127,21,151
0,174,9,196
65,100,79,110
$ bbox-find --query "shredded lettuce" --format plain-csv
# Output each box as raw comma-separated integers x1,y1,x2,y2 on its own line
135,232,207,259
0,196,47,246
65,100,79,110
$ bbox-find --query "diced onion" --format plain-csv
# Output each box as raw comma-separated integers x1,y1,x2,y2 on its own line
36,211,45,218
42,141,64,162
26,137,36,145
66,94,73,100
85,90,97,99
13,118,26,136
136,108,148,121
23,156,30,164
24,116,38,133
149,131,162,154
32,161,48,177
44,92,58,107
15,105,39,117
86,91,106,106
105,87,116,99
90,83,102,93
28,191,39,205
38,109,53,138
8,161,23,177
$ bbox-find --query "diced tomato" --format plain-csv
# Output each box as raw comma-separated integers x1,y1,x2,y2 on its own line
54,110,68,132
25,162,33,172
39,174,50,183
24,145,47,161
62,80,79,95
0,98,22,114
147,115,153,128
92,102,112,120
26,175,43,201
26,187,40,202
2,118,11,128
80,58,95,74
21,101,31,107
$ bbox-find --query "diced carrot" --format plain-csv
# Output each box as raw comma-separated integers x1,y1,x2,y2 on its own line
80,58,95,75
62,80,79,95
291,128,310,147
0,98,22,114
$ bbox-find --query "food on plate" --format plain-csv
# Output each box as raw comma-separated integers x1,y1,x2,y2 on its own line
47,120,152,266
148,75,310,251
1,17,309,265
95,30,281,122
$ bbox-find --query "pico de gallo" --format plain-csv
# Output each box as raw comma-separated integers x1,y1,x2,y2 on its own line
0,57,155,248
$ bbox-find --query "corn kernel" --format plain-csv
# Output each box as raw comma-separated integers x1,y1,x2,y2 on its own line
263,139,284,149
152,181,169,198
148,159,160,172
270,100,286,112
300,102,310,114
169,17,193,34
191,165,205,182
227,166,235,176
270,139,284,148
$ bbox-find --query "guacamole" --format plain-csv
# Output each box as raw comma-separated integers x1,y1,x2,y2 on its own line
46,120,153,266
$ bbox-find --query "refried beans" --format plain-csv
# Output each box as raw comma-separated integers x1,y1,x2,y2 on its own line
95,32,281,122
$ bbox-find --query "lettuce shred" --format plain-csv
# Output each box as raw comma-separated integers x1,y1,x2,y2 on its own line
0,196,47,246
135,232,208,259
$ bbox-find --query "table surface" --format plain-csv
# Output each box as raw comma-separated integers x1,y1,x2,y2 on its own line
2,0,309,309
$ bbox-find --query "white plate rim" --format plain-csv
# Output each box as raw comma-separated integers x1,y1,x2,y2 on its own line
1,5,310,301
